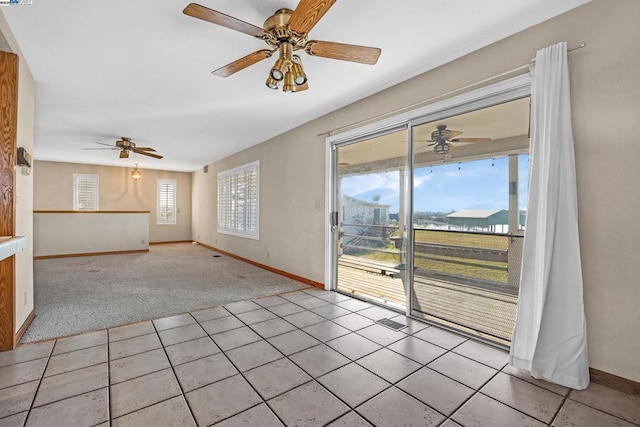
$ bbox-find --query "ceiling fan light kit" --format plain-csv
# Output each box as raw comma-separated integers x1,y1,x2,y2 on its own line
183,0,381,93
131,163,142,180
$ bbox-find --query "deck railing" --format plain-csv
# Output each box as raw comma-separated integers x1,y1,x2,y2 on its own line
338,226,524,342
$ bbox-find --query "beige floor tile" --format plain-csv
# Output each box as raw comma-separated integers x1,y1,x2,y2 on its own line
413,326,468,349
26,388,109,427
315,292,353,304
152,313,195,331
52,330,107,355
452,392,546,427
0,411,28,427
199,315,244,335
253,295,290,308
569,382,640,424
481,372,564,423
336,299,374,312
109,333,162,360
0,342,53,368
266,302,307,317
165,336,220,366
326,333,382,361
267,330,321,356
214,403,284,427
356,324,405,346
283,311,325,328
318,363,390,407
294,297,330,310
331,313,375,331
310,304,351,319
111,395,195,427
268,382,349,427
453,339,509,370
174,353,238,392
388,336,447,365
357,305,400,321
109,348,170,384
428,352,497,389
390,315,430,335
302,321,351,342
244,358,311,400
289,344,350,378
186,374,262,425
357,387,445,427
158,323,206,347
211,326,262,351
357,348,421,383
553,399,636,426
280,291,314,303
108,321,155,342
224,340,282,372
249,318,297,339
223,300,262,314
34,363,108,407
0,380,38,418
191,306,230,323
501,364,570,396
110,368,181,418
327,411,373,427
236,308,278,325
397,367,474,416
0,358,47,389
44,345,107,377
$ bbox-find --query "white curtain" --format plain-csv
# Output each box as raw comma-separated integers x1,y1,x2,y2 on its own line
509,42,589,390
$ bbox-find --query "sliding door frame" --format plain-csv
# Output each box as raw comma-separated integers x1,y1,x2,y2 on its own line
325,74,532,317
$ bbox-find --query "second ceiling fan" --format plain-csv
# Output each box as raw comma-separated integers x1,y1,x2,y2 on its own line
183,0,382,92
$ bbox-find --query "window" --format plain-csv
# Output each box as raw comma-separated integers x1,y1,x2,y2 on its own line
73,174,99,210
157,179,177,224
217,161,259,239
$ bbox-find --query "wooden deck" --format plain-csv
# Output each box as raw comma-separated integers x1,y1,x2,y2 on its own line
337,262,517,341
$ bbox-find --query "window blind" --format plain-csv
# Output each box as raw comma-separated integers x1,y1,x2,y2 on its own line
73,174,99,211
157,179,177,224
217,161,259,239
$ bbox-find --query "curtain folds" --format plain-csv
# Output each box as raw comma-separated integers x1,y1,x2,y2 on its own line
509,41,589,390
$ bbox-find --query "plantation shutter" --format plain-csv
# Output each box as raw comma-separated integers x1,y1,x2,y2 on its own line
217,161,259,239
73,174,99,211
157,179,177,224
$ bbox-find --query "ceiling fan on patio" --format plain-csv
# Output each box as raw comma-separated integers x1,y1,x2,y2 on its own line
82,137,163,159
183,0,382,92
419,125,492,155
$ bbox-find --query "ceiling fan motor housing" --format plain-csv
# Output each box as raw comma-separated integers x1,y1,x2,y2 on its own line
264,9,293,40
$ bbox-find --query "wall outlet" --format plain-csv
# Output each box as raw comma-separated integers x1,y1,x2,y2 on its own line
142,239,145,244
266,251,270,260
24,292,27,305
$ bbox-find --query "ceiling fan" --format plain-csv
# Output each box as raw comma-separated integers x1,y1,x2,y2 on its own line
183,0,382,92
421,125,492,155
83,137,163,159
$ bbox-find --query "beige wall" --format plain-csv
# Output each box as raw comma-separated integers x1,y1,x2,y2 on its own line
0,12,35,333
34,161,192,243
192,0,640,382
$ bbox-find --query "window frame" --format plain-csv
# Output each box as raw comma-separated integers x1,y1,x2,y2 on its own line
217,160,259,240
157,178,177,225
73,173,99,211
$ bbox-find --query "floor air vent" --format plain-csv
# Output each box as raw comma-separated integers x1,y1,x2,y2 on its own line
376,318,405,331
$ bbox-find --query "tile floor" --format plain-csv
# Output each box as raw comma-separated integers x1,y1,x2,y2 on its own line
1,287,639,426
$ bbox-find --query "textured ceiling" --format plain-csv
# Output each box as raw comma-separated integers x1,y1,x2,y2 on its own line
3,0,588,171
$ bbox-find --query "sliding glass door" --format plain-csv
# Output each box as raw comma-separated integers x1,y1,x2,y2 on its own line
332,127,409,310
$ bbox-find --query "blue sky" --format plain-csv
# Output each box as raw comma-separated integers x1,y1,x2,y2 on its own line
341,155,529,213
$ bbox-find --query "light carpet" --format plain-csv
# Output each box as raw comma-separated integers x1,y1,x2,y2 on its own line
22,243,310,343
